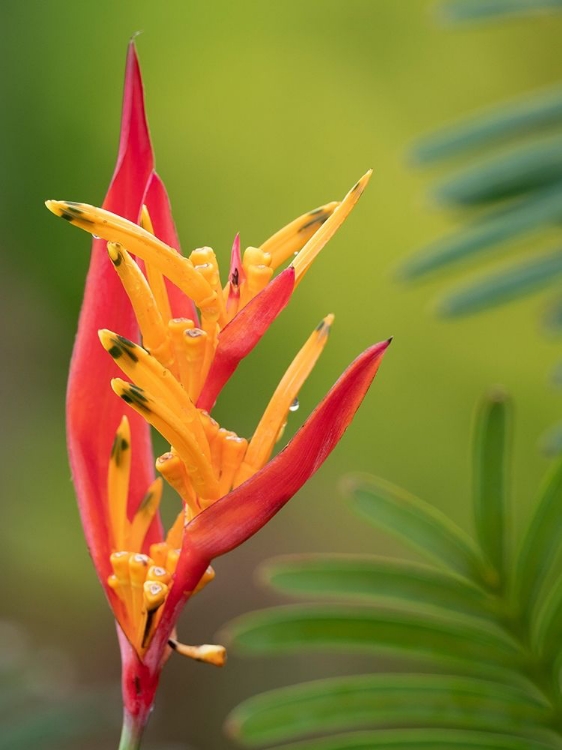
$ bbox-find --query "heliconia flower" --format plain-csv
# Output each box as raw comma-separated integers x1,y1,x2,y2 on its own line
46,42,391,749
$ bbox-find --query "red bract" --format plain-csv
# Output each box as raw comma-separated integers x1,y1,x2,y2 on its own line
49,42,390,748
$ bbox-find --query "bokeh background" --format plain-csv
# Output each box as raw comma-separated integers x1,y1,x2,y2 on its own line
2,1,561,747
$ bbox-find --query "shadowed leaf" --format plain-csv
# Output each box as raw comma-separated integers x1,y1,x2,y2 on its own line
532,572,562,666
227,673,551,747
433,137,562,206
439,0,562,25
260,554,498,620
225,604,524,679
412,85,562,164
515,457,562,627
400,184,562,281
435,249,562,318
343,476,487,585
472,392,511,585
265,728,559,750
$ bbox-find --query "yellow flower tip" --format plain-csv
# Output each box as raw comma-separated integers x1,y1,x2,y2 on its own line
45,199,65,216
143,580,169,611
111,378,150,412
357,168,373,192
98,328,113,349
110,551,131,581
140,204,154,234
44,199,92,225
101,331,142,365
291,170,373,284
117,413,130,433
107,241,122,264
194,565,216,594
147,565,172,586
321,313,335,332
110,414,131,466
141,476,164,508
168,639,227,667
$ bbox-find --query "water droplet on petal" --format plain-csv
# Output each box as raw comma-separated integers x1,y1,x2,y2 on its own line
92,234,101,240
289,397,299,412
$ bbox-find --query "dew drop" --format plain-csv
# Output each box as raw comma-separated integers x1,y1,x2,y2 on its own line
289,397,300,412
92,234,101,240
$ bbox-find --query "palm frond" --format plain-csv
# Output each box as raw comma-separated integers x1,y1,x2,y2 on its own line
438,0,562,25
404,4,562,447
224,392,562,749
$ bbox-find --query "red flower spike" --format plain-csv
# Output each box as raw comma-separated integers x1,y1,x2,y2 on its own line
197,267,295,411
66,42,158,586
150,339,391,657
50,42,390,750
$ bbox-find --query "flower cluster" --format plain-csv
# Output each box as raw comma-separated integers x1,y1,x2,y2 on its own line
46,42,390,744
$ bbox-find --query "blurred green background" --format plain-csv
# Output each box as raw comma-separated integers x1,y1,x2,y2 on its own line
2,1,562,747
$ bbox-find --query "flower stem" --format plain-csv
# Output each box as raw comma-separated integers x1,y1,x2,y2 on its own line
118,711,146,750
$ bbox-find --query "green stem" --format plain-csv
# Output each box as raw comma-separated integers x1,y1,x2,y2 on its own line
118,711,146,750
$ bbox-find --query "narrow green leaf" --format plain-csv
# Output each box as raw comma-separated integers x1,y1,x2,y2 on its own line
436,248,562,318
532,572,562,664
267,728,558,750
433,137,562,206
399,183,562,281
343,475,488,586
472,391,511,586
227,673,551,746
515,456,562,628
260,554,498,620
439,0,562,25
224,604,524,679
412,85,562,164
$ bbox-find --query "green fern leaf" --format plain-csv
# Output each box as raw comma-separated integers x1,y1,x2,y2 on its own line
227,673,552,747
439,0,562,25
514,457,562,627
399,184,562,281
224,393,562,749
224,603,524,679
435,249,562,318
433,137,562,207
264,728,560,750
343,475,488,584
260,555,498,619
411,85,562,165
472,392,511,584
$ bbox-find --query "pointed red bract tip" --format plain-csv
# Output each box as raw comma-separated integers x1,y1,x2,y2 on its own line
187,338,391,559
197,267,296,411
66,42,160,585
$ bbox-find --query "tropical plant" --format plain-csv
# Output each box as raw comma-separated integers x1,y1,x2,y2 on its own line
46,41,390,749
403,2,562,453
224,391,562,749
